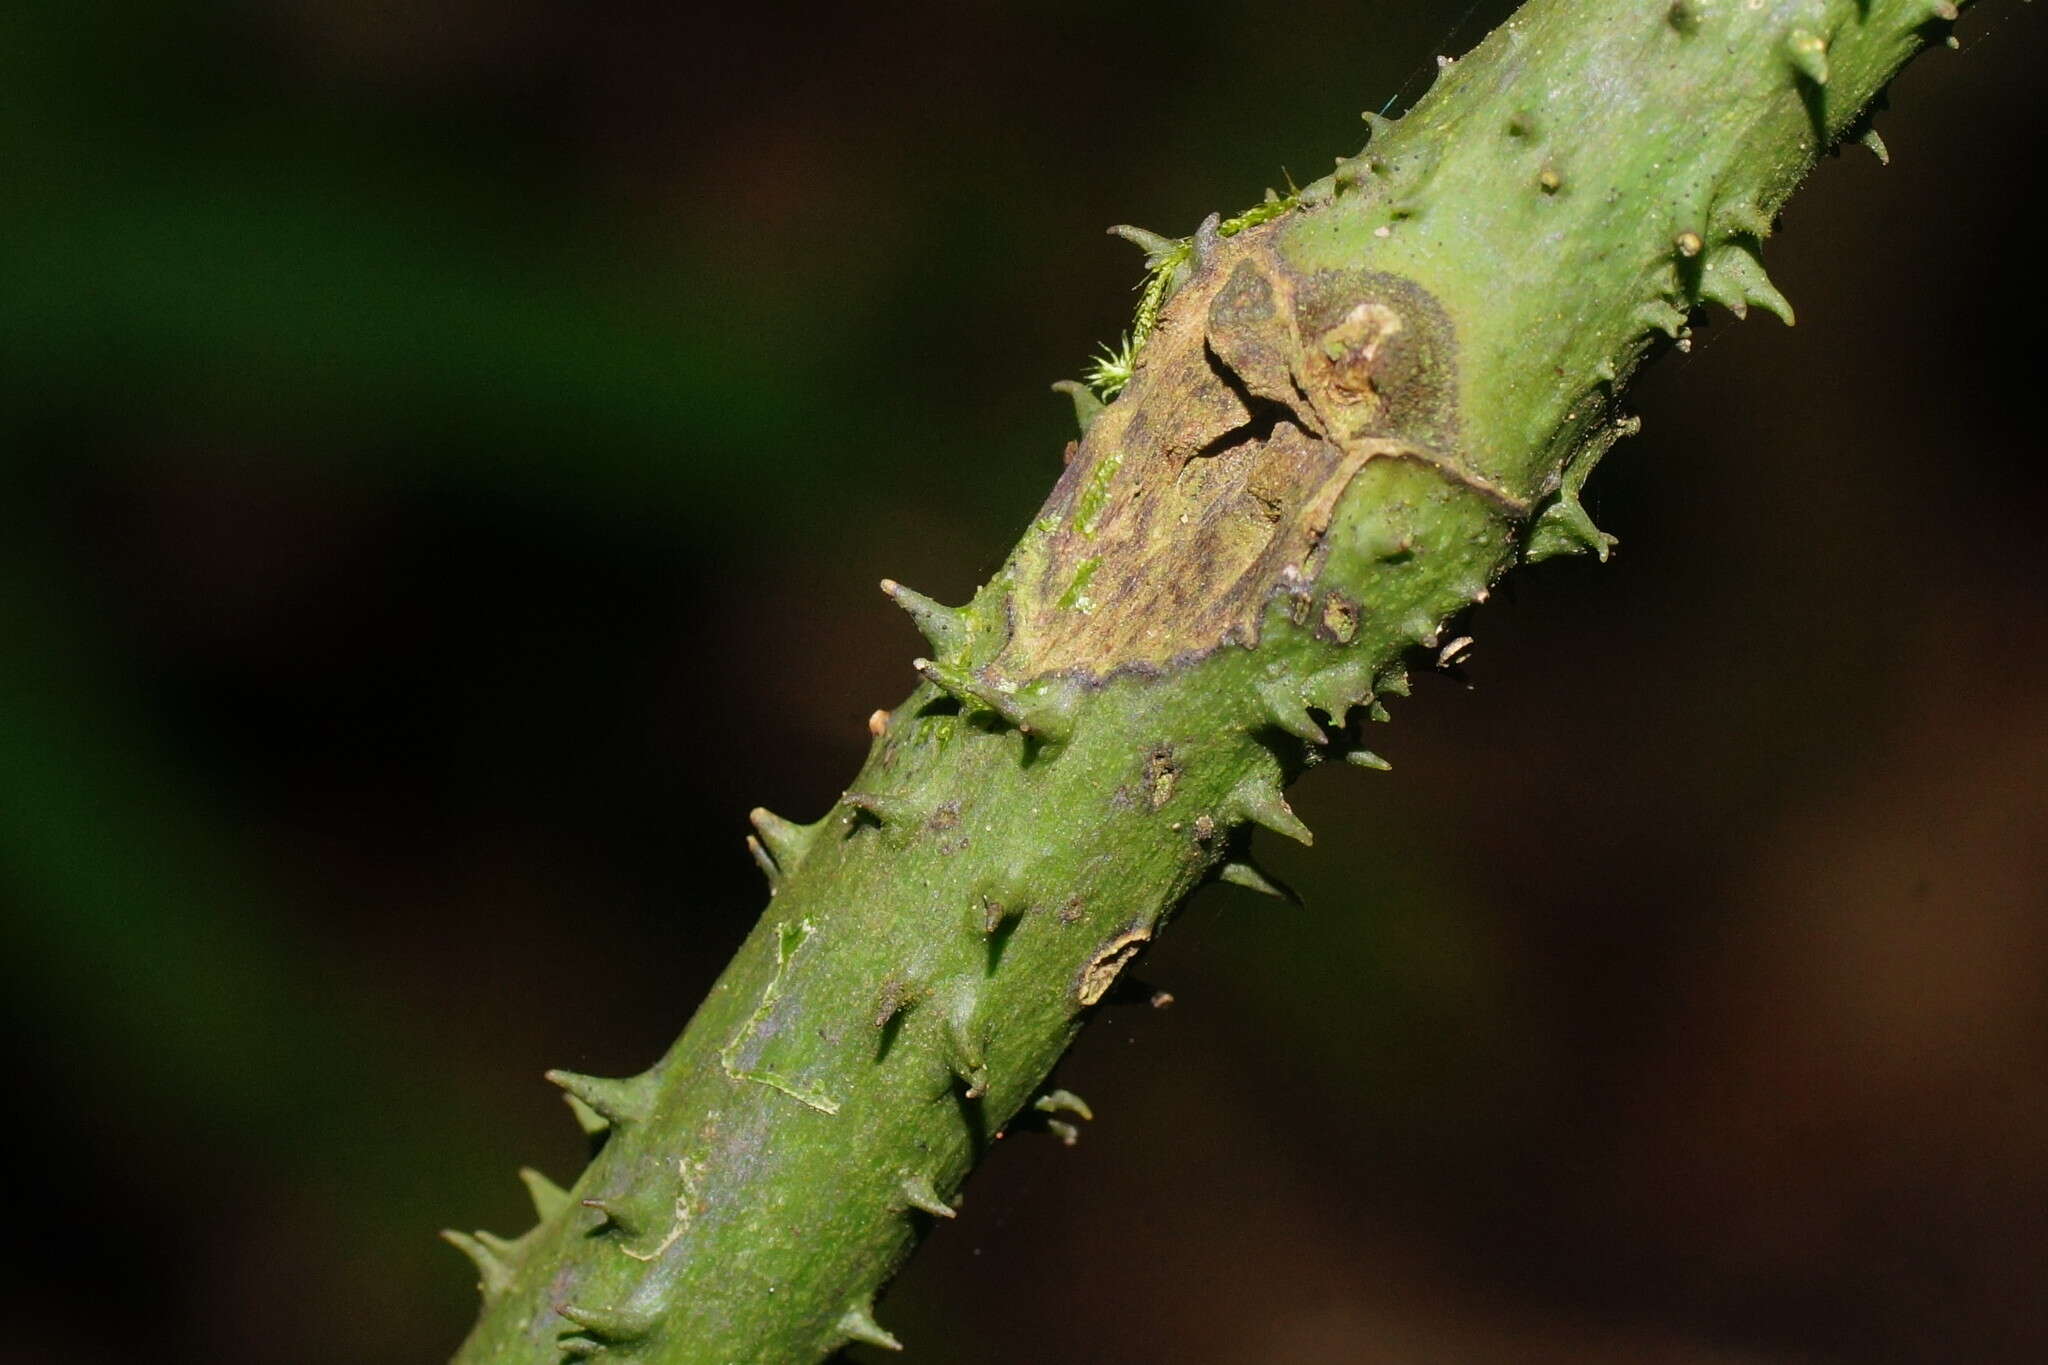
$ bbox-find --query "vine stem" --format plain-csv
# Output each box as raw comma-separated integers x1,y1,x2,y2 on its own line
447,2,1978,1359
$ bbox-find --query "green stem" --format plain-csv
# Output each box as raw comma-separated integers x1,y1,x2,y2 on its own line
448,1,1973,1359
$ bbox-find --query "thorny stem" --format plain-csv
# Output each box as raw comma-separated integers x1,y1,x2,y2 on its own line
446,2,1982,1360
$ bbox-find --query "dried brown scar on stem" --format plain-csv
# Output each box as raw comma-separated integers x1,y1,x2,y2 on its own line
1308,299,1405,411
1076,926,1152,1007
994,230,1519,684
1210,251,1528,514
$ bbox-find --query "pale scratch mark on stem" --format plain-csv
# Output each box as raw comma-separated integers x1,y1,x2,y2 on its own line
718,918,843,1116
621,1158,705,1263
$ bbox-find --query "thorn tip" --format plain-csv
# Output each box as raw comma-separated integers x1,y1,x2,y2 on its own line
902,1175,958,1219
837,1304,904,1352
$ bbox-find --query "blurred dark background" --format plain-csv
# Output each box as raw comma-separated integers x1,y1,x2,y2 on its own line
2,2,2043,1362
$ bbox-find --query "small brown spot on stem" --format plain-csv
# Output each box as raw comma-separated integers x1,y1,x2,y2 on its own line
1319,591,1360,643
874,979,911,1028
1077,927,1153,1006
1144,748,1181,809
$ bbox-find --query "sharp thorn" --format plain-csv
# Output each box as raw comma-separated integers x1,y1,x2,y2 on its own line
1785,29,1830,86
557,1302,658,1343
1191,212,1223,269
747,806,820,873
1257,680,1328,745
746,834,779,890
1524,490,1617,563
519,1167,572,1223
873,977,917,1029
544,1069,659,1128
440,1229,516,1299
942,1008,989,1100
1050,378,1105,436
901,1175,958,1219
971,891,1015,938
1106,223,1183,266
473,1229,525,1258
1299,656,1376,724
1635,298,1687,338
1227,776,1313,846
913,657,1019,726
879,579,969,655
562,1091,609,1137
1218,858,1301,903
914,658,1075,744
837,1303,904,1352
1700,242,1794,325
